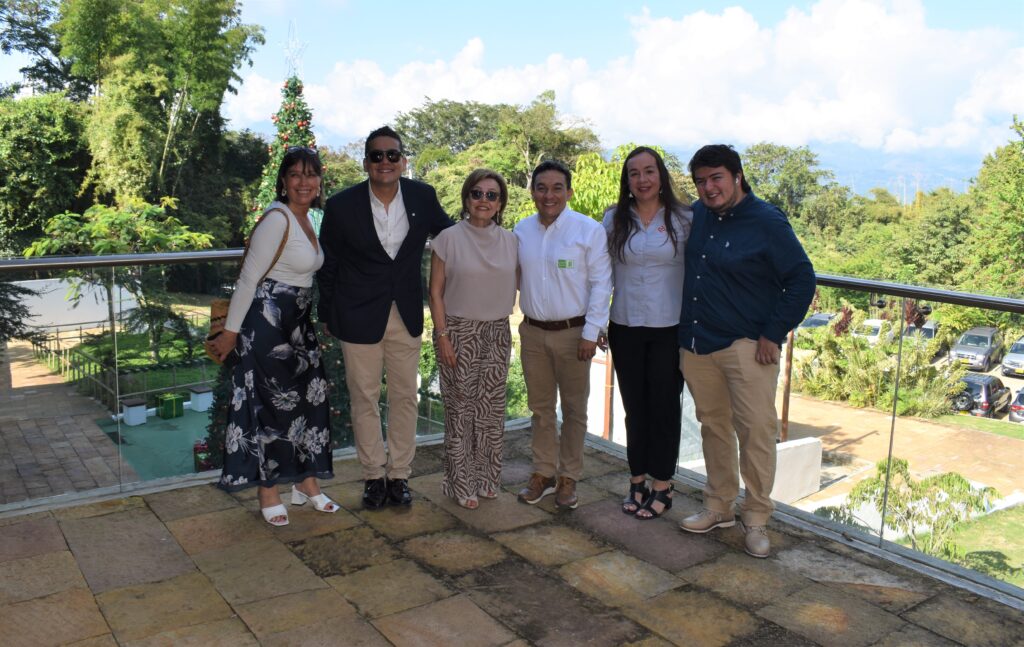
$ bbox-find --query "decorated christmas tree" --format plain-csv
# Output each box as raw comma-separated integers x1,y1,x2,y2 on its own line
203,75,351,471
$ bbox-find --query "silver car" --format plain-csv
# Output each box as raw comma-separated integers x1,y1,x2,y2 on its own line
948,326,1004,372
1000,336,1024,377
1009,389,1024,424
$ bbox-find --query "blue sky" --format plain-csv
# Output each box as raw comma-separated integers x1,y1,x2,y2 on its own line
2,0,1022,193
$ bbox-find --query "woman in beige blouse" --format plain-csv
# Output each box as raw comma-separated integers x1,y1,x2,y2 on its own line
429,169,518,509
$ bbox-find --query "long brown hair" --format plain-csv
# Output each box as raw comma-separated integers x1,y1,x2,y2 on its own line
608,147,683,264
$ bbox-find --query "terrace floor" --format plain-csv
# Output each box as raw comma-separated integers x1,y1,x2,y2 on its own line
1,429,1022,647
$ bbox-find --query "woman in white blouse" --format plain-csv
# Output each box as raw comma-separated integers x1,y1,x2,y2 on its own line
603,147,693,520
207,147,337,526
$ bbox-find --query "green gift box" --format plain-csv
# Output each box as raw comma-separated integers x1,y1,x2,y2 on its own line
157,393,184,419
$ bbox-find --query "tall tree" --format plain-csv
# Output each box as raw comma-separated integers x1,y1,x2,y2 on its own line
0,92,91,253
0,0,89,98
395,97,508,158
743,142,833,219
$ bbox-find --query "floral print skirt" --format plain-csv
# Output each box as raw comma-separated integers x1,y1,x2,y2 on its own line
218,279,333,491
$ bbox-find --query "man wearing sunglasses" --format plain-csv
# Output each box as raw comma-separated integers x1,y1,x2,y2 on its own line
318,126,453,510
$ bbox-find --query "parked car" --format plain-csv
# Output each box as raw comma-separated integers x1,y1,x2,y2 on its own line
796,312,835,336
902,319,947,357
951,374,1012,418
948,326,1005,372
1000,336,1024,377
851,318,892,346
1009,389,1024,424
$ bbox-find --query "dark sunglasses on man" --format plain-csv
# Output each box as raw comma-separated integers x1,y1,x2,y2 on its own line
367,149,403,164
469,189,500,202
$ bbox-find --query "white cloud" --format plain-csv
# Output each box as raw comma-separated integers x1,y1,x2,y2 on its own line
223,0,1023,154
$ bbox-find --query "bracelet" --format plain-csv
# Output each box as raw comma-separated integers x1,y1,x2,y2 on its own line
435,328,449,338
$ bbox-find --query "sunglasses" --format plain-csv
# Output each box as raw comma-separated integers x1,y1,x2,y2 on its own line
367,149,403,164
286,146,317,154
469,189,500,202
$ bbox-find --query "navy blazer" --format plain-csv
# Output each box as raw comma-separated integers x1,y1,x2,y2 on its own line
317,177,453,344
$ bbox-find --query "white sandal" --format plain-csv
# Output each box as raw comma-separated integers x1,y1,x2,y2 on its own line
291,485,339,513
261,503,289,526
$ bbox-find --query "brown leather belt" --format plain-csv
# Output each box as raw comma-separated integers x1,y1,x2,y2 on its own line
524,315,586,331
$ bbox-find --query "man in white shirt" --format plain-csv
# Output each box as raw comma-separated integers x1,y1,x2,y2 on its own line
318,126,453,509
514,160,612,508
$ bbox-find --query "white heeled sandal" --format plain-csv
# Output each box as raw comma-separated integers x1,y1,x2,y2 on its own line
261,503,289,526
291,485,339,513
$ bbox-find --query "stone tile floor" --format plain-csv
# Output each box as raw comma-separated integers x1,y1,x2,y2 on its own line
0,430,1022,646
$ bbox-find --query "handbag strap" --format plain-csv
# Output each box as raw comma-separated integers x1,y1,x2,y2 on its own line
241,207,292,284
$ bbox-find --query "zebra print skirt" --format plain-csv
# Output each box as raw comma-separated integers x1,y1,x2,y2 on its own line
437,315,511,501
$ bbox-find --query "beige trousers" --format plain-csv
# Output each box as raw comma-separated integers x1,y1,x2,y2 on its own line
341,304,422,480
519,322,591,481
680,338,780,525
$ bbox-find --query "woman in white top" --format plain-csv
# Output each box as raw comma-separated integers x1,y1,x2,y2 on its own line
429,169,518,510
603,146,693,520
207,147,337,526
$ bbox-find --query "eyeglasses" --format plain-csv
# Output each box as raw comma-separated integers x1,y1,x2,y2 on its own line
469,189,500,202
367,149,403,164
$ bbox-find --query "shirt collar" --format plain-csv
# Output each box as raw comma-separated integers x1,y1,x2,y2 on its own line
368,182,403,210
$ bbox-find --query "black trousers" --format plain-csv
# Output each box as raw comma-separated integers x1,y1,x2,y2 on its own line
607,322,683,481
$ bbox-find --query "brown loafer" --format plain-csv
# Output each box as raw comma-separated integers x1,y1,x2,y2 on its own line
555,476,578,509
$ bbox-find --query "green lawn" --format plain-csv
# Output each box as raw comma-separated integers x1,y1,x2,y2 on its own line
936,415,1024,441
947,505,1024,588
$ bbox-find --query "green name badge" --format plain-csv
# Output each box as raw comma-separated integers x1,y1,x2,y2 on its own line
557,259,574,269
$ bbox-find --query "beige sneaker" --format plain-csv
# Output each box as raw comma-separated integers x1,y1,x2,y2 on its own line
742,523,770,558
555,476,578,509
517,473,556,505
679,508,736,533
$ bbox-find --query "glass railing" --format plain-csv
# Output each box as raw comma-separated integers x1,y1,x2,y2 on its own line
2,249,1021,603
591,275,1023,602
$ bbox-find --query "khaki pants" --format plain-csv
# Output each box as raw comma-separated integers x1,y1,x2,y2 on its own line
342,304,422,481
519,322,591,481
680,338,779,525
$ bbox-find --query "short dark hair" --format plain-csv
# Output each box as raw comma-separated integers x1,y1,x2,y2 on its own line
531,159,572,190
274,147,324,209
461,168,509,226
365,125,403,157
688,144,751,193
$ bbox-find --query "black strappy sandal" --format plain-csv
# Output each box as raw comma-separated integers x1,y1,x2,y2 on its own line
621,480,650,514
635,484,673,520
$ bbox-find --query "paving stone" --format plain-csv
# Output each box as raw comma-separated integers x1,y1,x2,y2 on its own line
193,539,327,605
757,583,906,647
499,458,533,485
571,498,726,572
60,509,194,594
401,530,508,575
558,550,683,607
409,442,446,475
678,552,812,608
143,484,239,522
165,506,272,555
460,559,645,646
900,593,1024,647
291,525,399,577
326,559,454,618
0,550,86,605
272,503,364,543
775,543,931,611
0,587,109,647
580,470,633,497
95,572,234,643
261,613,392,647
66,635,118,647
491,523,608,567
726,622,820,647
410,471,550,533
235,587,358,638
372,594,516,647
357,497,459,540
869,623,960,647
320,479,369,511
620,637,675,647
621,587,761,647
121,618,258,647
324,456,367,484
53,496,147,521
0,516,66,563
580,453,624,479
